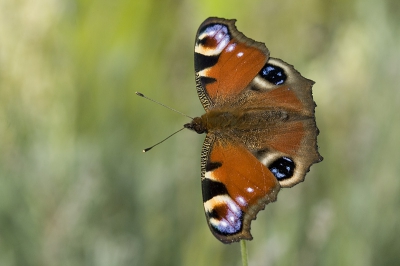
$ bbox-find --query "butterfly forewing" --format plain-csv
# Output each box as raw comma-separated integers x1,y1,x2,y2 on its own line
200,135,280,243
194,17,269,110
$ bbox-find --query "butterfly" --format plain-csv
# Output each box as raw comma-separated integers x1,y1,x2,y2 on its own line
183,17,323,244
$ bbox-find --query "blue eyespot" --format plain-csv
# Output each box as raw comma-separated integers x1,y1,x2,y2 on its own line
269,157,295,180
259,64,287,85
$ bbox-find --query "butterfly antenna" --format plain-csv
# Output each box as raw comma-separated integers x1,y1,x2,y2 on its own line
142,127,185,152
136,92,193,119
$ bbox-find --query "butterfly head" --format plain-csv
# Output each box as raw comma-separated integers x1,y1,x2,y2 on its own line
184,117,207,134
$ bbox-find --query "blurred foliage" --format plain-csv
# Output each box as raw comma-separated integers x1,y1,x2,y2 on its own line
1,0,400,265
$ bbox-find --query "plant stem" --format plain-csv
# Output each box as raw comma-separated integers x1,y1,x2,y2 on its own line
240,239,248,266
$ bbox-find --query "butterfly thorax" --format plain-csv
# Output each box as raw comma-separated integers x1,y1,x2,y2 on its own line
184,108,288,134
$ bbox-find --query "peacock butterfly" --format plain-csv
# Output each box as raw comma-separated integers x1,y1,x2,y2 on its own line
182,17,323,243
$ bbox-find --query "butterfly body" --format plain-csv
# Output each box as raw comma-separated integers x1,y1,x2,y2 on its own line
186,17,322,243
186,107,288,132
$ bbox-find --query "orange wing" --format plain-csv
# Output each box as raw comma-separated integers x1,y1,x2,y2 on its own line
231,57,323,187
200,135,280,243
194,17,269,110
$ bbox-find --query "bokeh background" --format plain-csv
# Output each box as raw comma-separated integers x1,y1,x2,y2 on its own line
1,0,399,265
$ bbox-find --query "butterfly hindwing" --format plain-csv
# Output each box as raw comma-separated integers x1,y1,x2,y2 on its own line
233,57,322,187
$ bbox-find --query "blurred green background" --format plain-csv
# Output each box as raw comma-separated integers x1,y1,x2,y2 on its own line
1,0,399,265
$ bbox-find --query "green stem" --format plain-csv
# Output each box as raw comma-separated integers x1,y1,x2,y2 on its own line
240,239,248,266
